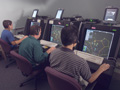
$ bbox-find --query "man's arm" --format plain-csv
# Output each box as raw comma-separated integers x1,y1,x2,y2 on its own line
33,43,56,63
46,47,56,54
11,36,28,45
88,63,110,83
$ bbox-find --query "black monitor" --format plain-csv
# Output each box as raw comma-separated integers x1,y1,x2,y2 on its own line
50,25,64,45
55,9,64,19
103,7,119,21
82,29,114,58
30,21,40,27
78,24,120,59
32,9,39,18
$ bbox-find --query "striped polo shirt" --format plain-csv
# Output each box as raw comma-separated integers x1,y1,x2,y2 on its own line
49,47,92,82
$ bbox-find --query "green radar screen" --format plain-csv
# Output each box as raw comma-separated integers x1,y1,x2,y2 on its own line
83,29,114,58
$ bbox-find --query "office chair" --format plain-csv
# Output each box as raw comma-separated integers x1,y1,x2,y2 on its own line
45,66,82,90
45,66,96,90
0,38,15,68
10,50,43,90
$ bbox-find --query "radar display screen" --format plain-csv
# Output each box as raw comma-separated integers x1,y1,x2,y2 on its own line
83,29,114,58
50,25,64,45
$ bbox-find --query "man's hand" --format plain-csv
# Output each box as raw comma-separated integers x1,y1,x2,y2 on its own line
99,63,110,72
46,47,56,54
22,36,28,39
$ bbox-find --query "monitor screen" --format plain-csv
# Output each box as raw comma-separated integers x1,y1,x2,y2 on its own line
32,9,38,18
30,22,40,27
50,25,64,45
83,29,114,58
55,9,64,19
104,8,118,21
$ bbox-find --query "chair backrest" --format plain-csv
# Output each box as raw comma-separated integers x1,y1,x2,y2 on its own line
0,38,11,54
10,50,33,75
45,67,82,90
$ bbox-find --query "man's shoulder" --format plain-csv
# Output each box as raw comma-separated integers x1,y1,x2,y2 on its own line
2,30,11,35
1,30,13,39
22,37,40,46
51,48,85,61
51,48,61,54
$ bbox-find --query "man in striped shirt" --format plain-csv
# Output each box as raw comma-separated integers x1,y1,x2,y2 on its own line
49,25,110,87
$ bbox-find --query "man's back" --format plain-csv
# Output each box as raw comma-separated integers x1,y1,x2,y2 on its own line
1,30,15,47
19,35,48,67
49,47,91,82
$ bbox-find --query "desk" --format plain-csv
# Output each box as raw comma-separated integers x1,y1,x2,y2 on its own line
14,34,24,40
88,59,115,76
87,59,115,90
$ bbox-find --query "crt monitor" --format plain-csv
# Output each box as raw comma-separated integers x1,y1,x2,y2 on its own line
55,9,64,19
82,29,114,59
50,25,64,45
30,21,40,27
103,8,119,21
32,9,39,18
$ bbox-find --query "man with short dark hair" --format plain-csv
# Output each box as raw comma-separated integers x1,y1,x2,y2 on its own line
49,25,110,87
1,20,27,49
19,25,55,70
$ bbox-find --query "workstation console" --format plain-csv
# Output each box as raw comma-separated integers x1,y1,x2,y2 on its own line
24,9,49,40
75,22,120,89
41,9,83,48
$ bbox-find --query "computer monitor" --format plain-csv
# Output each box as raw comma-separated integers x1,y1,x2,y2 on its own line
32,9,39,18
30,22,40,27
78,24,120,59
50,25,64,45
55,9,64,19
82,29,114,58
103,8,119,21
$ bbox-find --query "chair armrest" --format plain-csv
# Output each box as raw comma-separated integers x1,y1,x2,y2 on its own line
85,81,97,90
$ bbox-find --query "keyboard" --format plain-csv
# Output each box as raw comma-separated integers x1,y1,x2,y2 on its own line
74,50,104,65
14,34,24,39
40,40,58,47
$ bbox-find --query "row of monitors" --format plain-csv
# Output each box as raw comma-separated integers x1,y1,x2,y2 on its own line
32,7,119,21
28,20,120,59
32,9,64,20
46,23,120,59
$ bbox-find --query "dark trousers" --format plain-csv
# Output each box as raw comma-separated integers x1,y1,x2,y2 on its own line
33,55,50,71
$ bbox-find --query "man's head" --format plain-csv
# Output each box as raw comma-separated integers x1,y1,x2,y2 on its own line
30,25,41,39
61,25,78,47
3,20,13,30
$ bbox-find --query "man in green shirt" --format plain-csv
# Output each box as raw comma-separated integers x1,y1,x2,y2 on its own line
19,25,55,70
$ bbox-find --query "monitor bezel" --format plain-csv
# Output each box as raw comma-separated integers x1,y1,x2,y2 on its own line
32,9,39,18
103,7,119,21
55,9,64,20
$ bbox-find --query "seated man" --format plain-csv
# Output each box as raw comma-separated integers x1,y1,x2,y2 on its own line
19,25,55,70
1,20,28,49
49,25,110,88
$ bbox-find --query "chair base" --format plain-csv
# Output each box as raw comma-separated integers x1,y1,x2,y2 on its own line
5,60,16,68
19,76,37,90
